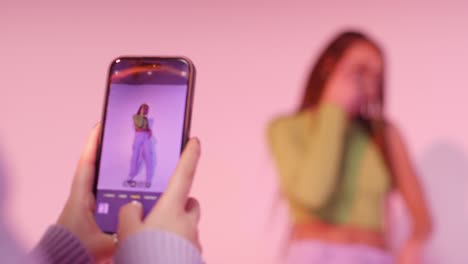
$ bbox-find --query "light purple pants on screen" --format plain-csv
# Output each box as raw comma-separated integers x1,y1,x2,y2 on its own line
286,240,394,264
129,131,154,182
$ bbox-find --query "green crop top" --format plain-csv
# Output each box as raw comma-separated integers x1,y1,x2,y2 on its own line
133,114,148,130
268,103,391,231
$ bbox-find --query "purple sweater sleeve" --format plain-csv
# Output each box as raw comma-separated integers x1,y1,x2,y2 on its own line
114,230,203,264
32,225,203,264
31,225,93,264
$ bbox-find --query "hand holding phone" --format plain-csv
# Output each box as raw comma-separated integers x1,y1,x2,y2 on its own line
57,127,202,263
57,124,115,262
117,138,202,251
93,57,196,233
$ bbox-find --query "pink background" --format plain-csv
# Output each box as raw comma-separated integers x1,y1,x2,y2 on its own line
98,84,186,192
1,1,468,263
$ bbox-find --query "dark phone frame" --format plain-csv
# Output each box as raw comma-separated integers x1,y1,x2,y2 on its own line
92,56,196,234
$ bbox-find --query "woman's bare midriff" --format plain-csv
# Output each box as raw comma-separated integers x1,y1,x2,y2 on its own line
292,220,386,249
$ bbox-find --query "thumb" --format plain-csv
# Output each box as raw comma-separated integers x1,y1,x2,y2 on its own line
118,201,143,241
185,198,202,252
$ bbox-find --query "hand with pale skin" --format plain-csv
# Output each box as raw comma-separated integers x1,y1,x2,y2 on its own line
57,124,115,262
321,65,366,117
117,138,202,250
56,124,202,263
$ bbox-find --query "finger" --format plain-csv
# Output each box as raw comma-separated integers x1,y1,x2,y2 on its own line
72,124,101,197
194,233,203,253
90,233,115,261
185,197,201,224
79,123,101,165
117,201,143,241
160,138,201,206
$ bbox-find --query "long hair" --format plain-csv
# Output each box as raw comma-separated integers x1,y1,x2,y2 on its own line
300,31,392,168
298,31,385,112
136,103,149,115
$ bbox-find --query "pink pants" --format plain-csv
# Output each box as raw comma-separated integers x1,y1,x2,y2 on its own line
129,131,154,182
286,240,393,264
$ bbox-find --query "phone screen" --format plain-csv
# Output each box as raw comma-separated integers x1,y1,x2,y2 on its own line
94,57,194,233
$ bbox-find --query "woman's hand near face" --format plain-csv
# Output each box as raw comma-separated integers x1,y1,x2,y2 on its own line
322,66,365,117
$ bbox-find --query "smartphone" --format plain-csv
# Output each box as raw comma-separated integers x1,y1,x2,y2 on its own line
93,57,195,233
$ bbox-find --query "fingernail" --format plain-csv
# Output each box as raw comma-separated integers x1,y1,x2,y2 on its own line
191,137,200,146
131,200,142,207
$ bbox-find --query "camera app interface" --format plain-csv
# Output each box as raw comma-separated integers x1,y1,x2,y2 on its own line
95,58,190,233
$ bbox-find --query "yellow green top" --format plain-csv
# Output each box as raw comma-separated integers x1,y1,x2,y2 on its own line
268,103,391,231
133,114,148,130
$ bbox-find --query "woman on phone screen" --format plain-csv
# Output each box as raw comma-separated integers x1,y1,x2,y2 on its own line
126,103,154,188
268,31,432,264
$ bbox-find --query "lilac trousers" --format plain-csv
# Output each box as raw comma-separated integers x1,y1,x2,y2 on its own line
286,240,393,264
129,131,154,182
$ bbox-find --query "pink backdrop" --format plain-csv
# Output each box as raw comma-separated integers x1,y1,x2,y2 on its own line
1,1,468,263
